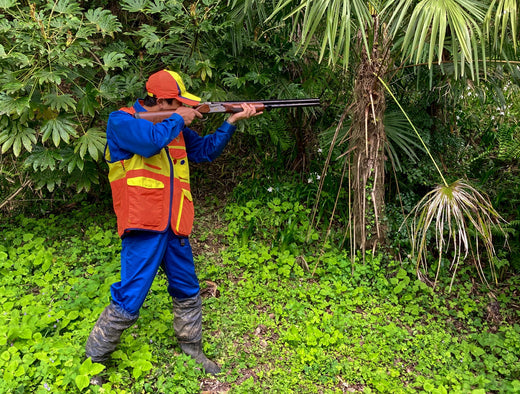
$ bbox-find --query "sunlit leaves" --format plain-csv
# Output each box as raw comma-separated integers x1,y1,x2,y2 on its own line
75,127,106,161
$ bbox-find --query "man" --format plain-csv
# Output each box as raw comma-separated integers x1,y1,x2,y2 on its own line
85,70,259,377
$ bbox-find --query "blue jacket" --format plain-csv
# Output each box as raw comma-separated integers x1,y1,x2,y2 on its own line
106,99,236,163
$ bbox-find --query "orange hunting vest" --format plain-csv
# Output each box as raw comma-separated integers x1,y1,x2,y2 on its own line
105,106,194,237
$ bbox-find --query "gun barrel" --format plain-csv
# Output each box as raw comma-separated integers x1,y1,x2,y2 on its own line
211,98,320,105
134,98,321,122
199,98,320,113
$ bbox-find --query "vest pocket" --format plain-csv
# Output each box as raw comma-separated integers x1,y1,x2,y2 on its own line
127,177,165,226
173,188,194,236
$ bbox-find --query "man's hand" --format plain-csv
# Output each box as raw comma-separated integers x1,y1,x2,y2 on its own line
175,106,203,126
227,103,263,125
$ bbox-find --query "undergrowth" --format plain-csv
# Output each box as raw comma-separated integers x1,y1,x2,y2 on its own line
0,197,519,393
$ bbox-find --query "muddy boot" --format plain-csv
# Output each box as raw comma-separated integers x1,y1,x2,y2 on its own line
172,294,221,375
85,303,139,385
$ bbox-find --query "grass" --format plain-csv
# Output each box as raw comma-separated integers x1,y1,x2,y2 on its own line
0,195,519,393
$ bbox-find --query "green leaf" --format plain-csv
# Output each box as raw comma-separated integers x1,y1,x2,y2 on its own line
66,160,99,192
0,94,30,116
2,81,25,94
79,357,92,375
396,268,408,279
61,149,85,173
102,52,128,71
0,123,36,156
75,127,106,161
121,0,149,13
25,147,63,171
4,52,30,68
77,84,100,117
43,93,76,112
33,70,63,86
41,117,78,147
148,0,166,13
75,374,89,391
85,8,122,37
50,0,82,14
91,363,105,375
135,24,162,52
0,0,17,9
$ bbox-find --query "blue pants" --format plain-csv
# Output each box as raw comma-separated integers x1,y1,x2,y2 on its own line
110,228,200,315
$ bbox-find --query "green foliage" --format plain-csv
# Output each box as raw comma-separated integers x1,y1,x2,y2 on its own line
0,0,125,195
1,194,520,392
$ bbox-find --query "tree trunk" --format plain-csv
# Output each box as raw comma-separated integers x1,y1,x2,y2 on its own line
349,16,391,252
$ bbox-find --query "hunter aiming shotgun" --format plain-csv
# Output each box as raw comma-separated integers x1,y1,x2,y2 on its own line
134,98,321,124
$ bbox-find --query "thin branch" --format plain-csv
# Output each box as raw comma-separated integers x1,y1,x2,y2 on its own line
0,180,31,211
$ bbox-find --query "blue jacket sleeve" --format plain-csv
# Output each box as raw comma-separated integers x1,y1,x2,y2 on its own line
184,121,237,163
106,110,185,161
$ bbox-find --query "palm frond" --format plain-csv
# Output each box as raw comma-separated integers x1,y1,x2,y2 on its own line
484,0,518,53
406,179,507,290
384,110,426,171
391,0,487,81
269,0,373,70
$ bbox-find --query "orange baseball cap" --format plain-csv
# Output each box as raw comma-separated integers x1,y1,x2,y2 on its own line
146,70,201,106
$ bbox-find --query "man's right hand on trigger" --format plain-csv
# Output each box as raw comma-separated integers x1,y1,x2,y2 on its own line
175,107,203,126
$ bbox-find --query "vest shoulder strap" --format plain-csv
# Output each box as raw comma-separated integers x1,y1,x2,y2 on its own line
119,106,136,115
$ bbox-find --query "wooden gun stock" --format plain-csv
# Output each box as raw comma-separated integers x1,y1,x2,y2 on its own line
134,98,321,124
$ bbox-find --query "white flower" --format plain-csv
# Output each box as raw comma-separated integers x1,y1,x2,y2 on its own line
267,187,273,192
307,178,313,183
317,148,322,153
316,175,321,180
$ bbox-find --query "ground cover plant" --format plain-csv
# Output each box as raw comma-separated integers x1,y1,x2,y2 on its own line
1,192,519,393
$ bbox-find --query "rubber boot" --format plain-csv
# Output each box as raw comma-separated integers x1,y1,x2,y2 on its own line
85,303,139,385
172,294,221,375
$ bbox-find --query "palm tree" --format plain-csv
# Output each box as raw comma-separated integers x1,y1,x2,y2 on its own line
267,0,514,259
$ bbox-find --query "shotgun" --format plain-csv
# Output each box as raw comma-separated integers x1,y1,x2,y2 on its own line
134,98,321,124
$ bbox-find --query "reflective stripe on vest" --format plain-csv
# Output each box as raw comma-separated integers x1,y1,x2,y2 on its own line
105,106,194,237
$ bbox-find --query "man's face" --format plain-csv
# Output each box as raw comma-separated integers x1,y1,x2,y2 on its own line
156,98,182,111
